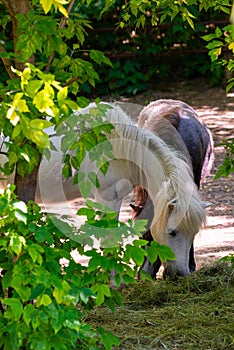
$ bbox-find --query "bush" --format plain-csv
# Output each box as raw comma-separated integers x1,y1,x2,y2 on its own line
0,185,174,349
0,186,120,349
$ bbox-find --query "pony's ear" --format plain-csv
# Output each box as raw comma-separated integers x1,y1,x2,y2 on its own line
202,201,212,209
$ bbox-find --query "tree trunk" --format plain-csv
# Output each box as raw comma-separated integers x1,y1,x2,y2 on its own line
2,0,38,201
14,164,40,202
1,0,34,71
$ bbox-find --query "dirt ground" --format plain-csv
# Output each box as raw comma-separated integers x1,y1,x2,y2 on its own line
120,78,234,269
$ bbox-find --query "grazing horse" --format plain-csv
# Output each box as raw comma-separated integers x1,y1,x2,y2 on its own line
131,99,214,279
79,102,209,278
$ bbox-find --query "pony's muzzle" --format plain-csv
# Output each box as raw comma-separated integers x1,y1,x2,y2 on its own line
163,264,190,280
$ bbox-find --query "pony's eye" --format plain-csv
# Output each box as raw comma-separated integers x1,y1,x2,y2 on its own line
169,230,177,237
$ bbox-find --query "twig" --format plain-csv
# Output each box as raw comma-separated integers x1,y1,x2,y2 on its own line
13,250,24,263
62,76,80,87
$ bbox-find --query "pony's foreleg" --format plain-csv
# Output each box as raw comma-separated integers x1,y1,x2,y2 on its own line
189,244,196,272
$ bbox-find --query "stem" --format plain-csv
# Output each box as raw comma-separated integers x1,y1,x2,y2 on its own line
62,76,80,87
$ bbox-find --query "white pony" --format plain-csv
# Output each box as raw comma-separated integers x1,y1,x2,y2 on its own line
78,103,208,277
0,102,208,278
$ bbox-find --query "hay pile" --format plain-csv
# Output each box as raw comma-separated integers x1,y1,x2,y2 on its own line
87,262,234,349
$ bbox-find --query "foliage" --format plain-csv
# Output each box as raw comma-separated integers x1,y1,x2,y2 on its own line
76,0,233,96
219,254,234,268
202,24,234,90
0,185,120,349
214,138,234,178
0,185,175,349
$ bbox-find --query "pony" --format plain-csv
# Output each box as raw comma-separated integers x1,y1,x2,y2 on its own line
131,99,214,279
78,102,209,278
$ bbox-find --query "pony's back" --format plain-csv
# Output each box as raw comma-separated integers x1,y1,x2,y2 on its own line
138,99,214,188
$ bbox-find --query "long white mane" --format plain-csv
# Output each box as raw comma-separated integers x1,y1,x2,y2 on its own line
81,103,206,238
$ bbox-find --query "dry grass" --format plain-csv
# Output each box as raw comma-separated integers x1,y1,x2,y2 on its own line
87,261,234,350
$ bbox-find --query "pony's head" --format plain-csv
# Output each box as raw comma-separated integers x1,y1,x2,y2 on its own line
151,180,210,278
133,182,211,279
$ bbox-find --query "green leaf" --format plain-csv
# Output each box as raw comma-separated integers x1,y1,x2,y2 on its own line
34,227,54,244
92,284,111,306
23,304,35,326
77,96,90,108
98,327,120,350
33,90,54,115
62,163,72,179
133,219,148,235
8,152,18,166
147,241,176,263
36,294,52,307
30,129,50,148
57,87,68,101
202,33,217,41
12,124,22,139
61,129,77,152
2,270,13,291
90,50,112,67
79,287,95,304
3,298,23,321
53,281,71,304
25,80,43,97
30,119,53,130
100,0,116,17
9,235,25,255
28,245,43,264
77,207,96,220
205,40,223,49
88,172,100,188
79,179,92,198
146,243,159,264
125,244,145,266
99,160,110,175
122,274,136,285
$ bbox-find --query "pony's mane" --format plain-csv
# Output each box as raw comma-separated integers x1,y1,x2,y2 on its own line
83,103,206,236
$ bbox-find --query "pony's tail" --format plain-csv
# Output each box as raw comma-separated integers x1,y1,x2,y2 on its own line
201,128,214,181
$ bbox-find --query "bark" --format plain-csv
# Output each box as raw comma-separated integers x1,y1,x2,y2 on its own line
14,163,40,202
1,0,34,71
2,0,37,201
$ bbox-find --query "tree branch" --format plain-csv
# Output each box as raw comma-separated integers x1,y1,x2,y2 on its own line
0,43,16,79
45,0,77,72
62,76,80,87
